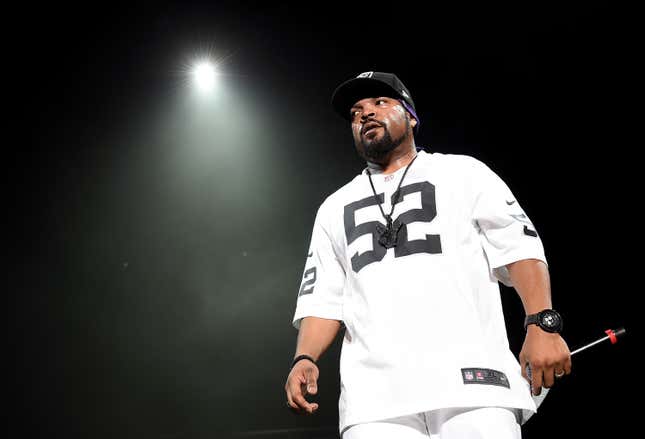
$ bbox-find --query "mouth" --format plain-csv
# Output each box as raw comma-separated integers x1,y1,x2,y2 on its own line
362,121,382,136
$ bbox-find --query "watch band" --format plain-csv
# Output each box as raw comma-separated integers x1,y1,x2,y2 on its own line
524,313,540,330
524,309,563,333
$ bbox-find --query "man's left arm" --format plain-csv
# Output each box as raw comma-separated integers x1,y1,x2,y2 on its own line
507,258,571,396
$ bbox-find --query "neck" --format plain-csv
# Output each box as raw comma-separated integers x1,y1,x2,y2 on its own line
369,141,418,174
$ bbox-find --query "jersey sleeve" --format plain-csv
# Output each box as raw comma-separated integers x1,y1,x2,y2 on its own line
292,201,346,329
469,158,547,287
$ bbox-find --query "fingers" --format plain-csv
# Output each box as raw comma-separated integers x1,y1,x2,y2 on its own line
542,365,555,389
520,332,572,395
293,392,319,414
305,366,319,395
564,353,572,376
553,354,572,381
554,340,572,380
286,382,317,414
520,354,529,382
548,351,572,385
285,366,320,415
526,358,571,394
521,356,543,396
529,364,544,396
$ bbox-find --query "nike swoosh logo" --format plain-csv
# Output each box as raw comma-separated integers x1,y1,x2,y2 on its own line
307,252,313,257
523,225,538,237
506,200,516,205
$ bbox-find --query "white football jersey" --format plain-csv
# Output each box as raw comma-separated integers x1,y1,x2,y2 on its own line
292,151,546,432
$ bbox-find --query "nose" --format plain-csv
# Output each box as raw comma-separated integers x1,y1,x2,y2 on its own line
360,110,376,122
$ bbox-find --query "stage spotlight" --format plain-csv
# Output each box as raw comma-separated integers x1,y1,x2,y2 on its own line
192,60,217,93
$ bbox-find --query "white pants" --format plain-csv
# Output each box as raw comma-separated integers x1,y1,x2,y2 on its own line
342,407,521,439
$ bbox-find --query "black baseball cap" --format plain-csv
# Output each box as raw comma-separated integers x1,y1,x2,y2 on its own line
331,71,417,122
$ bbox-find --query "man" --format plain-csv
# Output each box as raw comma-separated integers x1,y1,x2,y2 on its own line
284,71,570,438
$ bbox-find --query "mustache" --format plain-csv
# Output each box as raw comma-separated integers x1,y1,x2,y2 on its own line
361,119,385,135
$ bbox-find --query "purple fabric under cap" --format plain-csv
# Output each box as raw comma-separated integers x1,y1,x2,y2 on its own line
400,99,420,132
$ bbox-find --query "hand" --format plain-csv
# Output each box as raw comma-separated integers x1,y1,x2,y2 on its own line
284,358,319,415
519,325,571,396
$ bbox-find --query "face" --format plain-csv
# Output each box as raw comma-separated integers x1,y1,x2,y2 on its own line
350,97,416,163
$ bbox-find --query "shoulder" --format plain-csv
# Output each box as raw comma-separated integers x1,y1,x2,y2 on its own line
322,173,364,205
316,173,365,219
426,151,486,169
420,151,492,178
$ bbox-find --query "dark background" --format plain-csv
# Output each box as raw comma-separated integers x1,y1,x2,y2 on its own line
14,2,635,438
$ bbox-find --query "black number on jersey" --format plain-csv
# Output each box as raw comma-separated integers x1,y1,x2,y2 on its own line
299,267,316,296
344,181,442,272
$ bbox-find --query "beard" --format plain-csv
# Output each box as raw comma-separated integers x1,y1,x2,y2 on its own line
356,120,409,163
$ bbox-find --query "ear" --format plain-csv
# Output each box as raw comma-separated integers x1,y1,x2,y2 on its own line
408,113,417,128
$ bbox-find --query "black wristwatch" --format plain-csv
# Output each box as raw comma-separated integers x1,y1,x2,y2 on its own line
524,309,563,333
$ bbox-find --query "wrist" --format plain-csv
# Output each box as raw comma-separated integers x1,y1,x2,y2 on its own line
291,354,316,369
524,309,563,333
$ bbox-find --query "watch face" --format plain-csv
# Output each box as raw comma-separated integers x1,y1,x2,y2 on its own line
539,310,562,332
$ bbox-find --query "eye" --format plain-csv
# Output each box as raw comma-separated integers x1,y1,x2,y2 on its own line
376,98,387,105
350,109,361,119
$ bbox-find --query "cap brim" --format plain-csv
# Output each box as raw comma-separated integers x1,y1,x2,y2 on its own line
331,78,402,121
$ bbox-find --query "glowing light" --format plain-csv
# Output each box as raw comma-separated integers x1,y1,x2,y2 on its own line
192,61,217,93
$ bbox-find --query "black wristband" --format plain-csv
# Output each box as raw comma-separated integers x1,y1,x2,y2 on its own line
291,354,316,369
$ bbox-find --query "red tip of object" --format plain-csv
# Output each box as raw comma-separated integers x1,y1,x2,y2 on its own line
605,329,618,344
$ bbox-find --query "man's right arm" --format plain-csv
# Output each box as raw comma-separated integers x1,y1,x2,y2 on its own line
285,317,342,415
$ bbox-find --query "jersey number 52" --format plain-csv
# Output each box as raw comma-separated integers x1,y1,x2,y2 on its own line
344,181,442,273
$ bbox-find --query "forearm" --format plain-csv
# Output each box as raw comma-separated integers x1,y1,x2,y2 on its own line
506,259,552,314
295,317,342,361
